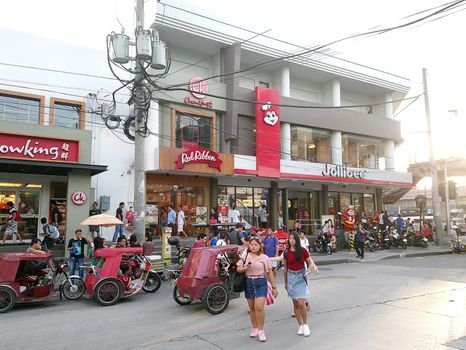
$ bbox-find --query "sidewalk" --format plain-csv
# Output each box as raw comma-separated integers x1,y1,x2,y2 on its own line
311,244,452,266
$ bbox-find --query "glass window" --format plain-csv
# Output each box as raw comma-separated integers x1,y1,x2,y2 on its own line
352,193,363,218
363,193,375,216
290,126,331,163
0,94,40,124
328,192,339,216
342,134,383,169
54,103,81,129
339,193,351,213
175,113,212,149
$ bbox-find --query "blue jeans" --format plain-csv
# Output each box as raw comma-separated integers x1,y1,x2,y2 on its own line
113,224,124,242
69,257,84,279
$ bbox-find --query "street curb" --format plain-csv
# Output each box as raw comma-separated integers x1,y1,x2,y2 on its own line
314,249,452,266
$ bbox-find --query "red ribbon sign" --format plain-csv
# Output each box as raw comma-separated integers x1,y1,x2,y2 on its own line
175,148,222,171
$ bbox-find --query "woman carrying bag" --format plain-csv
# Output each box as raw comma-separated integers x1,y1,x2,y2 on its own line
236,235,278,342
283,231,318,337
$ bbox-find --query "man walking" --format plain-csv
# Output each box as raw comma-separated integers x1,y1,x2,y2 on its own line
177,205,187,238
89,201,101,238
113,202,125,242
263,228,279,277
167,205,176,235
0,201,25,245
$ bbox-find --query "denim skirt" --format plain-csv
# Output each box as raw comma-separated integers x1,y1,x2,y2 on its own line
244,277,268,299
287,268,309,300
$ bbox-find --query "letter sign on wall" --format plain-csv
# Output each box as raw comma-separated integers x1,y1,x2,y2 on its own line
175,147,222,171
71,191,87,205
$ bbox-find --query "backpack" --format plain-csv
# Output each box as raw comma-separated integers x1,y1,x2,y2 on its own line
15,212,22,221
48,225,59,239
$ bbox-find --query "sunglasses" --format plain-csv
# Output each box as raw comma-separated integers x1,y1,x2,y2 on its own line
249,235,261,242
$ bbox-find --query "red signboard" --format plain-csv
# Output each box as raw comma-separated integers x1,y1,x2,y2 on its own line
175,148,222,171
0,133,79,162
255,87,281,178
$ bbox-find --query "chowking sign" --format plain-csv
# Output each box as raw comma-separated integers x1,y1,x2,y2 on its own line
0,133,79,162
175,148,222,171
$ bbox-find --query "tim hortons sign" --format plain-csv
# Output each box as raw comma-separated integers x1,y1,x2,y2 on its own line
175,148,222,171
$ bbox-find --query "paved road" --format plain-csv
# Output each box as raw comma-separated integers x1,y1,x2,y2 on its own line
2,255,466,350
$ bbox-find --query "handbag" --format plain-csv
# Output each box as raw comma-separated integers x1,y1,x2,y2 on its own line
232,252,249,293
266,281,275,305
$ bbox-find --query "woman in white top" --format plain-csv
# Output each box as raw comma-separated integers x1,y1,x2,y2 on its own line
299,231,309,252
231,204,241,223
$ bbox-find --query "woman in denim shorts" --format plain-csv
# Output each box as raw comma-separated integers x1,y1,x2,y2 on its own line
284,231,318,337
237,236,278,342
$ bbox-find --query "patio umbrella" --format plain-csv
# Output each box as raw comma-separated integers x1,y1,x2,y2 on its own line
80,214,123,227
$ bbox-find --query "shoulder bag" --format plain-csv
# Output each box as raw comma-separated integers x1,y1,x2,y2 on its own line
232,252,249,293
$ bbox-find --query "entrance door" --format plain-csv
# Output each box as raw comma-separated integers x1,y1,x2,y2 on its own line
0,187,40,243
288,191,314,233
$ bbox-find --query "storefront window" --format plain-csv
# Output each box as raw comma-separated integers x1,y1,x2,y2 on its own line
352,193,363,218
364,193,375,216
290,126,331,163
342,134,383,169
328,192,339,216
175,112,212,149
289,191,313,233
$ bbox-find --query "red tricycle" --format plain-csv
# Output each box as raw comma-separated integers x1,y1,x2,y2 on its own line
173,245,239,315
0,253,84,313
76,247,162,306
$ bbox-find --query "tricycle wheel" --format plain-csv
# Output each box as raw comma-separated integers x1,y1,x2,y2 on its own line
143,271,162,293
62,277,85,300
203,283,229,315
0,287,16,313
94,278,123,306
173,285,192,305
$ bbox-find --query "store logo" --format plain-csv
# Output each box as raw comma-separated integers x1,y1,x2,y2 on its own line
189,77,208,99
261,102,279,126
175,148,222,171
322,164,366,179
71,191,87,205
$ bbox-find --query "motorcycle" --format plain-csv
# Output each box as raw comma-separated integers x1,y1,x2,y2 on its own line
313,233,333,255
363,229,377,252
381,227,391,250
390,228,408,249
406,231,428,248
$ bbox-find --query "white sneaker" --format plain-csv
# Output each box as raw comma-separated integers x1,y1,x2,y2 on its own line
297,325,304,335
303,324,310,337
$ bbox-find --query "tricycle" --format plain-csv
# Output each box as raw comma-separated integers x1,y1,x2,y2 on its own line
76,247,162,306
173,245,239,315
0,253,83,313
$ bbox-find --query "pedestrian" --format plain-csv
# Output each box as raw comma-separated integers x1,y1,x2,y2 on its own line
355,222,365,259
259,204,268,228
39,217,55,251
210,230,220,246
67,229,89,279
167,205,176,234
125,205,135,232
229,223,246,245
395,214,405,234
143,234,154,256
263,228,279,277
283,231,318,337
116,235,127,248
236,235,278,342
230,204,241,223
0,201,25,245
113,202,125,242
216,231,227,246
88,201,101,238
50,201,63,227
176,205,187,238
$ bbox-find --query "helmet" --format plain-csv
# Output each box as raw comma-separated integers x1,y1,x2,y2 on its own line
168,236,180,246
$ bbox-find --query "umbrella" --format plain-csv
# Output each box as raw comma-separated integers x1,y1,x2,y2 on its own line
80,214,123,227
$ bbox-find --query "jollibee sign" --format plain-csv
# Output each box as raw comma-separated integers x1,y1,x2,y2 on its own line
175,148,222,171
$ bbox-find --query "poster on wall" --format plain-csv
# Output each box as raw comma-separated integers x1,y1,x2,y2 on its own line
196,206,207,224
145,204,159,226
218,205,229,224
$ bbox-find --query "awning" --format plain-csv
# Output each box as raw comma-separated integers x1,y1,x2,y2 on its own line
0,158,107,176
382,186,413,204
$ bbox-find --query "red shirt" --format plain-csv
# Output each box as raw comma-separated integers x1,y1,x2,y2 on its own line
285,248,309,271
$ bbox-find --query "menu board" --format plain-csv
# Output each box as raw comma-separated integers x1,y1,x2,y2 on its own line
218,205,229,224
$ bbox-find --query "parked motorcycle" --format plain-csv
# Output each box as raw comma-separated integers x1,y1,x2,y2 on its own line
313,233,333,255
381,227,391,250
406,231,428,248
363,229,377,252
390,228,408,249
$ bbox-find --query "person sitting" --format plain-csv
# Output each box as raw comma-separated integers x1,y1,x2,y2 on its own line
26,239,47,255
192,233,208,248
129,234,141,247
117,264,136,295
88,237,106,268
116,235,127,248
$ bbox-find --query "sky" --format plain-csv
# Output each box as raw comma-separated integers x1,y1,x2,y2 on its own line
0,0,465,172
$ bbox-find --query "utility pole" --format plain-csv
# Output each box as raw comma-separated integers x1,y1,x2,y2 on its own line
422,68,445,244
133,0,146,243
106,0,168,243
